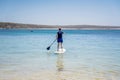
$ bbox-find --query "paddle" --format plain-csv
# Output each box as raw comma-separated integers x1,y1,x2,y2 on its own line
46,39,56,50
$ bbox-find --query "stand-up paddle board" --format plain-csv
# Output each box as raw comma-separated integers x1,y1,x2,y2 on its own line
54,48,66,54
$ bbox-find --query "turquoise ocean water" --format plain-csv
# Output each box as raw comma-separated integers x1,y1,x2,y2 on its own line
0,29,120,80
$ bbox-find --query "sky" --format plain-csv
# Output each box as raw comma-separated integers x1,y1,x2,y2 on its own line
0,0,120,26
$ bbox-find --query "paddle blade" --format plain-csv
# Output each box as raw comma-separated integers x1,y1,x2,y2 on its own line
46,46,50,50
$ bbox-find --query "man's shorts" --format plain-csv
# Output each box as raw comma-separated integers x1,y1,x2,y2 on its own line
57,38,63,43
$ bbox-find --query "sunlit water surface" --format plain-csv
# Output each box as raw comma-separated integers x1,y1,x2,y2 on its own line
0,29,120,80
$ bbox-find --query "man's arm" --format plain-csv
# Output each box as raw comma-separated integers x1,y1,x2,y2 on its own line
56,32,58,39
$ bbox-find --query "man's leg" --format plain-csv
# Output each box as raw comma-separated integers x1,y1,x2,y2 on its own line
57,42,61,51
57,43,59,51
58,42,63,51
60,43,63,49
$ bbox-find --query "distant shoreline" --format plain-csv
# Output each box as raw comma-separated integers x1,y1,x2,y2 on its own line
1,28,120,30
0,22,120,30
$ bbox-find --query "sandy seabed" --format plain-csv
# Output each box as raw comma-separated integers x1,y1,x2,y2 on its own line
0,69,120,80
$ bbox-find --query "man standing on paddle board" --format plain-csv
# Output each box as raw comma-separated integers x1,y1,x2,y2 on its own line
56,28,64,51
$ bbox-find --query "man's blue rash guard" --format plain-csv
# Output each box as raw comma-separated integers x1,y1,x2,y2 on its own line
57,31,63,43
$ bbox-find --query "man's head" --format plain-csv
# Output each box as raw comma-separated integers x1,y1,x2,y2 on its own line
59,28,61,30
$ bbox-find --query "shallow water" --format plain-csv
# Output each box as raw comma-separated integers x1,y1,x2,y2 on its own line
0,29,120,80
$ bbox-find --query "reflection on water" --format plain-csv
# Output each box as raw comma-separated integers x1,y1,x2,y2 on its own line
46,51,64,71
56,53,64,80
56,54,64,71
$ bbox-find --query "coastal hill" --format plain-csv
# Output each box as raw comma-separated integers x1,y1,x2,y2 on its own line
0,22,120,30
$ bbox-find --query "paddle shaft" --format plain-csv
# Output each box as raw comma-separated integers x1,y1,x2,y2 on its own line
49,39,56,47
